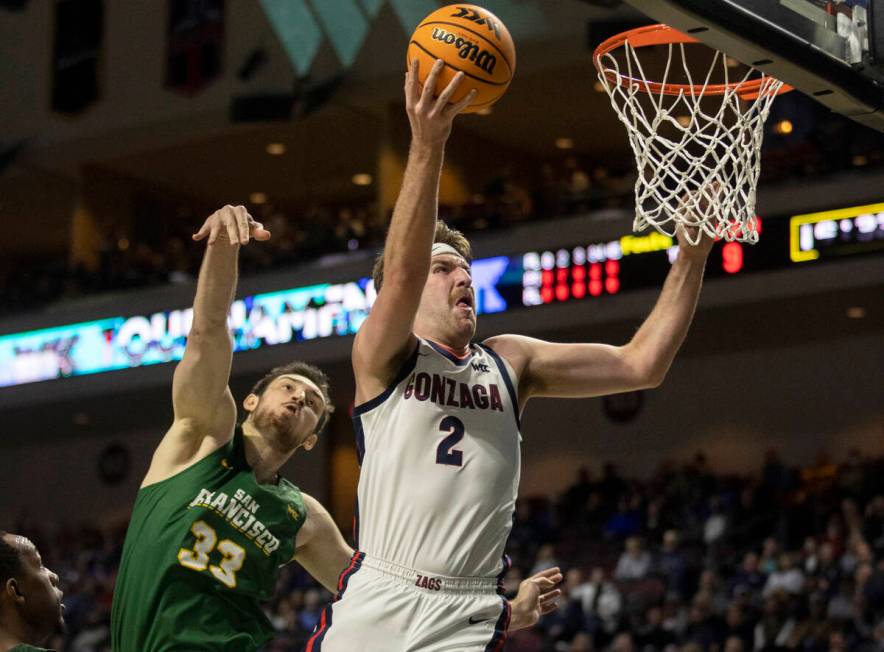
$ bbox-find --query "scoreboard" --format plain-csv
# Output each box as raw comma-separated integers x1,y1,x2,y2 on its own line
1,201,882,388
790,202,884,263
498,201,884,312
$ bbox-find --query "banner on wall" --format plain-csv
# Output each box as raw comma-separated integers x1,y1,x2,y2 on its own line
166,0,225,95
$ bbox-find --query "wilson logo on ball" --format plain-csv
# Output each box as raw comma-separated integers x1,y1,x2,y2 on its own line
408,4,516,113
451,6,501,39
431,28,498,74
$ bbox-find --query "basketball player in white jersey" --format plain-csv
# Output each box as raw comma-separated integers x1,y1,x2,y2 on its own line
307,59,714,651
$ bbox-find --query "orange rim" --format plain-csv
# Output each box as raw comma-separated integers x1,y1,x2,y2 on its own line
593,24,793,99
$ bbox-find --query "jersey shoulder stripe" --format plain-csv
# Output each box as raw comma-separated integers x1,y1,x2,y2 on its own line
353,344,420,417
353,414,367,465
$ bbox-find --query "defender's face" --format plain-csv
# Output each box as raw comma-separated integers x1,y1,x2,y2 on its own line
417,254,476,341
3,535,65,636
250,375,326,449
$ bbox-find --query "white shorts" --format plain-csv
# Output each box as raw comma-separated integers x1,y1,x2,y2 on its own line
304,553,511,652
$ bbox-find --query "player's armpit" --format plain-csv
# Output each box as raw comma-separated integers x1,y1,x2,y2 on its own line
292,494,355,594
352,301,420,403
141,401,236,487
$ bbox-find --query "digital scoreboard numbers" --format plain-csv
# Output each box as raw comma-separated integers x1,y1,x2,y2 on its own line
521,233,674,307
790,202,884,263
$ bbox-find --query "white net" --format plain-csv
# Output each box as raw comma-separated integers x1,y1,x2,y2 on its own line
596,36,786,245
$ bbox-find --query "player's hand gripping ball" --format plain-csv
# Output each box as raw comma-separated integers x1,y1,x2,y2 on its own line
407,4,516,112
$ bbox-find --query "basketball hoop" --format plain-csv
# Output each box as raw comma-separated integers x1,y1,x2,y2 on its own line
593,24,793,244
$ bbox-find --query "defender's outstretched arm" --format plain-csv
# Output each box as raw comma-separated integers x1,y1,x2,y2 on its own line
294,494,356,594
142,206,270,486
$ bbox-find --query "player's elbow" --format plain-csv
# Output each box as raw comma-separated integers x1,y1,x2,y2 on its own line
633,360,668,389
621,346,666,390
187,321,231,342
641,369,667,390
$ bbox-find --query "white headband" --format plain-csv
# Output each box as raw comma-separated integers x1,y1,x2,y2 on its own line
431,243,468,265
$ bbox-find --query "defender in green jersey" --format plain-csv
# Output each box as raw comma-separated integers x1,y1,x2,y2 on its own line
0,533,64,652
111,206,354,651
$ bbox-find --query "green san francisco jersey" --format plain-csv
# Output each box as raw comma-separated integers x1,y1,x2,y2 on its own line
111,427,307,652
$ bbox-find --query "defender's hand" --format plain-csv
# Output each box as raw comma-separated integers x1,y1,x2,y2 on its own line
405,58,477,148
507,567,563,632
192,205,271,246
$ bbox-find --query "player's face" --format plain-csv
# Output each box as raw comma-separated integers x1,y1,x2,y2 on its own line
3,534,65,637
251,375,326,450
416,254,476,343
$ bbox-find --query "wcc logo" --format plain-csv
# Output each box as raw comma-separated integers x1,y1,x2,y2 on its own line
451,6,501,39
471,361,490,373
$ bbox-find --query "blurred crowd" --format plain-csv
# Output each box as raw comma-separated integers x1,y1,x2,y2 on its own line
0,156,634,317
13,445,884,651
2,95,883,318
503,447,884,652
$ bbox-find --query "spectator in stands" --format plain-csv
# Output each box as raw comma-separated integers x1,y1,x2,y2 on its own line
763,553,805,597
562,467,595,517
562,157,591,214
297,588,324,635
662,592,687,637
721,602,754,652
532,543,561,576
863,497,884,556
570,631,594,652
655,529,688,598
643,497,669,545
606,496,643,540
615,537,652,582
754,590,792,651
722,634,744,652
703,496,728,549
815,540,843,593
759,538,781,575
803,536,821,576
0,532,65,651
682,593,725,651
696,569,729,616
635,604,676,651
609,631,635,652
572,567,622,638
790,591,833,651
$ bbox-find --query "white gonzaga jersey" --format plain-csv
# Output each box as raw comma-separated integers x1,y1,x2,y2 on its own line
353,338,522,579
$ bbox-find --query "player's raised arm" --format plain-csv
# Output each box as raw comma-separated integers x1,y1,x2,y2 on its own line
293,494,355,593
487,225,714,408
142,206,271,486
352,59,475,399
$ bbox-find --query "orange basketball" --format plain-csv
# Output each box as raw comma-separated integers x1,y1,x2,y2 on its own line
407,4,516,113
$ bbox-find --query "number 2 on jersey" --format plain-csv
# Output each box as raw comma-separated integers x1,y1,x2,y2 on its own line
177,520,246,588
436,416,465,467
